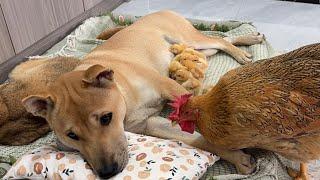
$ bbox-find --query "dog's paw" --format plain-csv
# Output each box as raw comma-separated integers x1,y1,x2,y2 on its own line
234,152,256,175
247,32,265,44
233,49,252,65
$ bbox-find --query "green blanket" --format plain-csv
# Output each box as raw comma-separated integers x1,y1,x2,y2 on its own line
0,14,298,180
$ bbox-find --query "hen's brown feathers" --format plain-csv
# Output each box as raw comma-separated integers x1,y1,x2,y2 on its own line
190,43,320,162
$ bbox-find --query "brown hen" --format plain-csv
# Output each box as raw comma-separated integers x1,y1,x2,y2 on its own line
169,43,320,179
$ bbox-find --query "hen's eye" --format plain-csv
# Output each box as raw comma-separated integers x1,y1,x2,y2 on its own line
67,132,79,141
100,112,113,126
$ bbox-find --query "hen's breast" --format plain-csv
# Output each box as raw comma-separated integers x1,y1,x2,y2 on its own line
215,43,320,161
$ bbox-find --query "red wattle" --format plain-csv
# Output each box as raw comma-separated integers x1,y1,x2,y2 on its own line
168,94,195,134
179,121,195,134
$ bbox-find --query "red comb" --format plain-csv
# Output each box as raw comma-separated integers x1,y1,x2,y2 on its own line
168,94,196,134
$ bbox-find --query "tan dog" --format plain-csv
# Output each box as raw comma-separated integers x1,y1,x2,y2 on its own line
0,57,80,145
22,11,263,178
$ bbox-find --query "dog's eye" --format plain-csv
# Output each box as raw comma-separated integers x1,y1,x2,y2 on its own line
67,132,79,141
100,112,112,126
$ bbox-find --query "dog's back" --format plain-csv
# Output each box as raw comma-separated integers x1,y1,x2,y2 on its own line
84,10,199,76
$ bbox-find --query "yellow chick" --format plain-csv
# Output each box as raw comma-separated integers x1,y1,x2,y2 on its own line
169,43,188,55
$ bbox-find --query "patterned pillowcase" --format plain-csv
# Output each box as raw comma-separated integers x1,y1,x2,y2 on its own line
4,132,219,180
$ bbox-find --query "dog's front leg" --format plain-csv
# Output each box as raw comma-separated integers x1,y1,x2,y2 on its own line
159,76,189,101
145,116,256,175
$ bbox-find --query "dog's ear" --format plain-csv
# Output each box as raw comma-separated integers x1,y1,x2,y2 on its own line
22,95,54,118
82,64,114,88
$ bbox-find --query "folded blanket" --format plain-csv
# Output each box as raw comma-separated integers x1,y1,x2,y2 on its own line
1,13,317,180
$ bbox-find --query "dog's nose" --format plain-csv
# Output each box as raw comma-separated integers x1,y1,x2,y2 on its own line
97,163,119,178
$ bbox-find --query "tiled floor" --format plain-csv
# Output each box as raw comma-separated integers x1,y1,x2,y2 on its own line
114,0,320,52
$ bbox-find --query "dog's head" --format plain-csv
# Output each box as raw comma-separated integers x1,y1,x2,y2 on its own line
22,64,128,178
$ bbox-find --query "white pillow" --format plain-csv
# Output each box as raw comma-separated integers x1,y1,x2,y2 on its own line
4,132,219,180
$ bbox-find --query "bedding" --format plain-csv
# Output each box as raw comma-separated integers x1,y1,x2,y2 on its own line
1,13,318,179
4,132,218,180
0,163,11,178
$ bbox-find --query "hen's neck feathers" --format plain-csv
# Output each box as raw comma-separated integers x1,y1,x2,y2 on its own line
187,84,226,120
